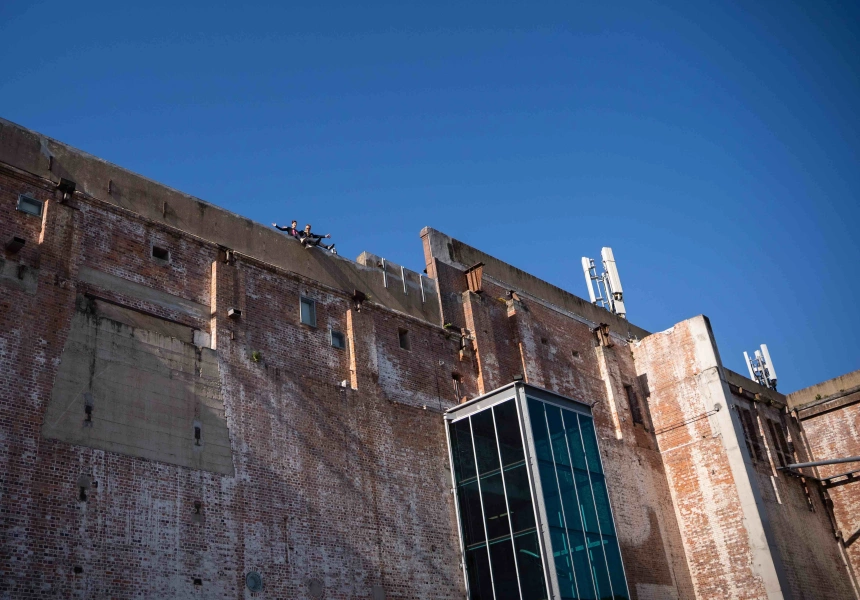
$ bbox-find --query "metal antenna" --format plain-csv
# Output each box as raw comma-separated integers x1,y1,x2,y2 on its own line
743,344,778,390
581,247,627,319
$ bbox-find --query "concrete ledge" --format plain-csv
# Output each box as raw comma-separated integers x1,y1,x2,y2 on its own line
0,117,441,324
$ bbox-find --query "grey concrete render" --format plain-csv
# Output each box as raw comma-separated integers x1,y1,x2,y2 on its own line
0,117,440,324
421,226,651,340
42,305,234,475
0,255,38,295
788,369,860,409
78,266,210,322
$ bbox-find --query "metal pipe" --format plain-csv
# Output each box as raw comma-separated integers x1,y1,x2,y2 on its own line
778,456,860,470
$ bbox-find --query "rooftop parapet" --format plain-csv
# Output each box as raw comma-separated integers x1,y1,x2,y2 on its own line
0,117,442,323
420,226,650,340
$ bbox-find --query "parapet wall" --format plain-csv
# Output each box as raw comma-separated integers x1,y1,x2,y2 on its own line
421,227,650,340
0,117,440,324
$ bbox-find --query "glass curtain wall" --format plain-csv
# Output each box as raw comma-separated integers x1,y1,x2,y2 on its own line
449,399,549,600
527,398,629,600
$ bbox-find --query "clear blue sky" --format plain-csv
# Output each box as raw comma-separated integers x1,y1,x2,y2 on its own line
2,1,858,392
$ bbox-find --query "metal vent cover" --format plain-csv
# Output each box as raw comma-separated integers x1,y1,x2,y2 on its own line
245,571,263,592
307,577,324,598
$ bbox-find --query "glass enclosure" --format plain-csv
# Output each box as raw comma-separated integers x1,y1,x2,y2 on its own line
447,384,629,600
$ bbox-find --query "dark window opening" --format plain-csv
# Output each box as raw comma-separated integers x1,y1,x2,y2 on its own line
738,407,765,462
193,501,202,514
73,566,83,575
300,297,317,327
16,194,43,217
152,246,170,261
398,328,410,350
193,578,202,586
766,419,792,468
625,384,644,425
540,337,548,345
194,426,201,446
452,372,462,400
572,349,580,357
330,330,346,349
79,487,87,502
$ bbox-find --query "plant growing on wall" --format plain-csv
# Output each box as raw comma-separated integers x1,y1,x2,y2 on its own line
251,350,262,363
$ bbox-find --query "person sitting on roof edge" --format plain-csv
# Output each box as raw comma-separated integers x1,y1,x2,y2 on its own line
300,223,336,254
272,220,300,239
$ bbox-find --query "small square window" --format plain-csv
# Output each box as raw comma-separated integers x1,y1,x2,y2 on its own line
300,297,317,327
16,194,43,217
398,328,410,350
152,246,170,261
330,330,346,349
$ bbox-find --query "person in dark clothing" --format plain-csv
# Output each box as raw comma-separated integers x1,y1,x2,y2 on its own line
272,220,300,239
300,224,336,253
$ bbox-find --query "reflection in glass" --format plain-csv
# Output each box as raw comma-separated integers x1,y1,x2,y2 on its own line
515,531,548,600
473,409,502,474
458,481,486,547
503,465,536,534
481,472,511,541
494,400,525,467
528,398,629,600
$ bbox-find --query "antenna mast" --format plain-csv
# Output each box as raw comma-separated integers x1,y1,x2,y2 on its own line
581,247,627,319
743,344,778,390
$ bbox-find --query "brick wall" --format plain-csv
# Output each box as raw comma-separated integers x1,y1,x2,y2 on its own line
0,166,476,599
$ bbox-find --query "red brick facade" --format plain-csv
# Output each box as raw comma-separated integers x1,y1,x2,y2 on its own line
1,118,858,599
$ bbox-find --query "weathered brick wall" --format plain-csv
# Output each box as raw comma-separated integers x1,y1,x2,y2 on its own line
0,166,476,599
795,395,860,586
632,318,857,599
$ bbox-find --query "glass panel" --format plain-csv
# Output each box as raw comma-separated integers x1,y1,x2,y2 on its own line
458,480,486,547
529,399,552,462
538,460,564,530
480,472,511,541
569,529,596,600
472,410,501,474
545,405,571,467
602,535,629,599
466,546,494,600
556,466,584,533
578,416,603,474
586,534,612,600
575,469,601,534
562,409,588,471
515,531,548,600
549,527,577,600
503,464,536,534
590,474,616,536
494,400,525,467
489,538,520,600
450,419,477,484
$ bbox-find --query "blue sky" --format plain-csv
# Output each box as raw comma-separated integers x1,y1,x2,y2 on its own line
2,0,858,392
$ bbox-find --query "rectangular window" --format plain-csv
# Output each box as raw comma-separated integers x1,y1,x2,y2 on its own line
738,407,765,462
330,330,346,349
300,297,316,327
151,246,170,261
398,328,410,350
624,385,644,426
16,194,43,217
